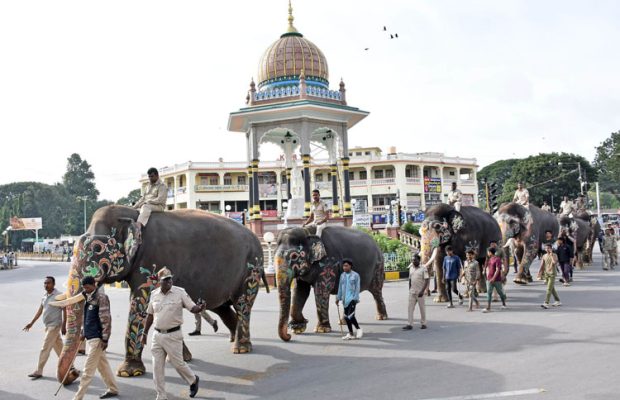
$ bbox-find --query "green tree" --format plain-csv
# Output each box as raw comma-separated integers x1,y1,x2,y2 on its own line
116,189,141,206
477,159,519,209
62,153,99,200
499,153,597,208
593,131,620,201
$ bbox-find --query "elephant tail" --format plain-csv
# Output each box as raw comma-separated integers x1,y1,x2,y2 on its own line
261,267,271,293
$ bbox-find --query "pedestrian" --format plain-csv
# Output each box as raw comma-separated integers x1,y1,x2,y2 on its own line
402,254,429,330
482,247,507,313
554,237,574,285
23,276,66,379
442,246,463,308
188,311,219,336
336,258,362,340
488,240,508,301
302,189,329,237
142,267,205,399
447,182,463,212
539,244,561,309
461,250,480,311
512,182,530,208
602,228,617,270
73,276,119,399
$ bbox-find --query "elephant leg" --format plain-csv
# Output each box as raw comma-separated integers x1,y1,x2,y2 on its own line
313,262,337,333
369,260,388,320
213,304,237,342
513,245,529,285
231,267,261,354
290,279,311,334
433,254,449,303
476,259,487,294
117,286,151,378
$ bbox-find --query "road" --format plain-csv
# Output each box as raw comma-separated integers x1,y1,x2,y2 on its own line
0,249,618,400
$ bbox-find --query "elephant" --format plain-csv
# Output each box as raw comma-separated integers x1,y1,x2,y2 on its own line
558,214,591,269
573,212,601,265
54,205,266,384
495,203,558,284
420,204,502,303
274,226,387,342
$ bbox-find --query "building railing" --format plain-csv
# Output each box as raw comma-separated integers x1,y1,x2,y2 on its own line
406,177,421,184
460,179,475,185
399,231,421,250
350,179,367,187
371,178,395,185
195,184,249,192
177,187,187,194
370,205,390,213
314,181,331,190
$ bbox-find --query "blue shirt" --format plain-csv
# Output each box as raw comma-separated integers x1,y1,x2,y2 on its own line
443,255,462,280
337,270,360,307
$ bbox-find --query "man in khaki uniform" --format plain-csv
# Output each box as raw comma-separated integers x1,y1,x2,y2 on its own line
447,182,463,211
513,182,530,208
303,189,329,237
23,276,66,379
134,167,168,234
402,254,429,330
142,268,205,399
603,227,617,270
73,276,119,399
559,196,574,216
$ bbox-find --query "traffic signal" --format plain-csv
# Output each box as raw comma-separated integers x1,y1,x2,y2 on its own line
489,182,500,214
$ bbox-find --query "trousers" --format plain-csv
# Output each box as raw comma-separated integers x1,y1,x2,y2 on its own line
73,339,118,400
35,325,63,374
486,281,506,304
407,290,426,325
194,310,215,331
152,330,196,400
137,203,165,226
544,275,560,304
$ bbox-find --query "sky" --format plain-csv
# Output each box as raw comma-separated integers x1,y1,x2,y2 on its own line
1,0,619,201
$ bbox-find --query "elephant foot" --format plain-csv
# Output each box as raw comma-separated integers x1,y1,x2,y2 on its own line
375,313,388,320
339,318,346,325
62,368,80,385
229,335,235,342
433,294,448,303
232,341,253,354
513,273,528,285
314,324,332,333
117,359,145,378
289,320,308,334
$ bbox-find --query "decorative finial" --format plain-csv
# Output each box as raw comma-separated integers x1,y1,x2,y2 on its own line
287,0,298,33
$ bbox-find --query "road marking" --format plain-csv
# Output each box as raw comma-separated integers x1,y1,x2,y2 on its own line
418,388,545,400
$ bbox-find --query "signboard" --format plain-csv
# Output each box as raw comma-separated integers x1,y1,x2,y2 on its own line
10,217,42,230
353,213,371,227
227,212,244,224
424,177,442,193
260,210,278,218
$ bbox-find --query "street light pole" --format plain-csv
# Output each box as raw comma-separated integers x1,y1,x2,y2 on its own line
76,196,88,233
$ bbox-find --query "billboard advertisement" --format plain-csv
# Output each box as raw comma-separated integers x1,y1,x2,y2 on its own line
10,217,42,230
423,177,442,193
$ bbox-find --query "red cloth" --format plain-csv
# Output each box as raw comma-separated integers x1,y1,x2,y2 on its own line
486,256,503,282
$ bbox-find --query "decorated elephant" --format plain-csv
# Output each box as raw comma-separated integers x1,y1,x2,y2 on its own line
496,203,558,284
54,205,265,384
558,214,592,268
274,226,387,341
420,204,502,303
572,212,601,265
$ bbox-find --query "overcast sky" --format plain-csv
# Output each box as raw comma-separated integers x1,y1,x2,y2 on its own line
1,0,618,201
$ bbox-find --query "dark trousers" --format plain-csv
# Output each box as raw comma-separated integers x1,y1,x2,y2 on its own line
445,279,461,303
560,262,571,282
344,302,360,334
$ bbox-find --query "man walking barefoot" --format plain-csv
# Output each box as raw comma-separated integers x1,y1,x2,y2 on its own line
402,254,429,330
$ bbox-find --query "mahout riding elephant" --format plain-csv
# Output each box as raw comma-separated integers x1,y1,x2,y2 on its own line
420,204,502,302
54,205,265,384
274,226,387,342
496,203,558,284
558,214,591,268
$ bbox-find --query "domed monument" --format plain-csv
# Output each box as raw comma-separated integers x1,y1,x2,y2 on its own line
228,1,369,234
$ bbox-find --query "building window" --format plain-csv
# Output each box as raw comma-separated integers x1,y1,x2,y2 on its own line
360,170,367,180
356,152,362,156
374,170,384,179
209,176,218,185
365,151,370,155
349,171,355,181
238,176,246,185
385,169,394,178
406,166,419,178
449,171,455,176
315,173,323,182
223,175,232,185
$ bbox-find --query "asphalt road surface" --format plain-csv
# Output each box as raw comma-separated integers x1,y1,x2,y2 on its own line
0,248,618,400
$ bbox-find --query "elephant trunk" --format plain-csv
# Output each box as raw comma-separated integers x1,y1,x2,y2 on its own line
275,257,292,342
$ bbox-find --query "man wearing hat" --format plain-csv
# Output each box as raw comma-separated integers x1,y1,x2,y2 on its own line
73,276,119,400
142,267,206,399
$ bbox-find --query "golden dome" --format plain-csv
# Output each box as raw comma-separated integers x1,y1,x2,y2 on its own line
257,3,329,88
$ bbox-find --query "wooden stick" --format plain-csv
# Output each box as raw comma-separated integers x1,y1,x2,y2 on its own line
54,339,83,396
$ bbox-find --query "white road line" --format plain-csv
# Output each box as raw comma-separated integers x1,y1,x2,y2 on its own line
418,388,545,400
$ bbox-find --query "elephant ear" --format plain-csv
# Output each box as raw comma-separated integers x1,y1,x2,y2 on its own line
120,221,139,266
308,236,327,264
448,211,465,234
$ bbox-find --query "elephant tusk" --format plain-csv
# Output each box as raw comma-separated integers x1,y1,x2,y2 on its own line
50,293,85,307
54,293,68,301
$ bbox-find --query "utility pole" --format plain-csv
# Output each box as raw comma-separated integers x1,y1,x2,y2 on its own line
76,196,88,233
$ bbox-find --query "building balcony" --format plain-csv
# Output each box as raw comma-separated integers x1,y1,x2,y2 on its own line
460,179,475,185
371,178,395,185
177,187,187,194
370,205,390,213
195,184,249,192
314,181,331,190
350,179,367,187
406,177,421,185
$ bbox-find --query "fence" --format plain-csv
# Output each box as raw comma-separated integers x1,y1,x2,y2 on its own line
383,252,413,272
15,252,70,262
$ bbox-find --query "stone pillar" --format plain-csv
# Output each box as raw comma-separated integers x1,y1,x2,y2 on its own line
252,159,261,220
302,154,311,217
247,164,254,219
286,168,292,200
330,164,340,217
341,157,352,217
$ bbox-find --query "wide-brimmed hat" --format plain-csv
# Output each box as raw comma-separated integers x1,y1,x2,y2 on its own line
157,267,173,280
